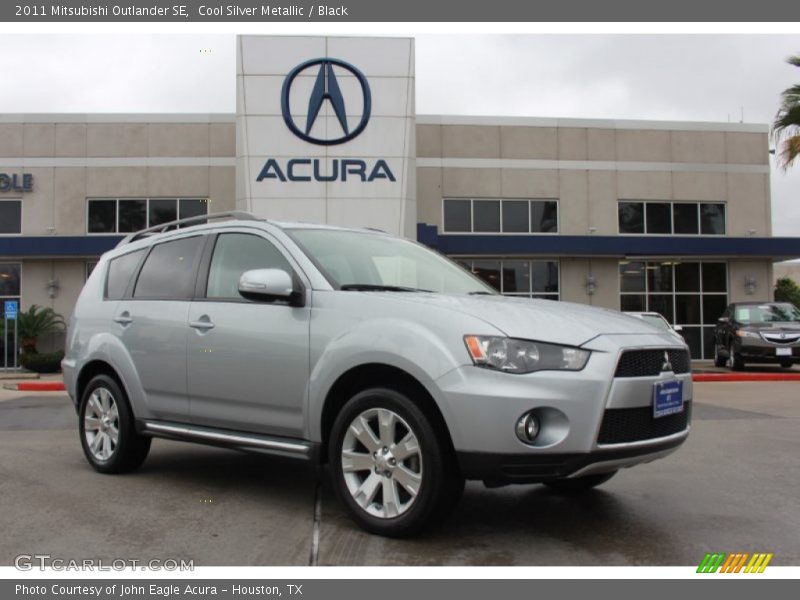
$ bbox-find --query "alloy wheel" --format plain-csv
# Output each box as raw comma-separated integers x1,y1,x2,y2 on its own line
340,408,423,519
83,387,120,461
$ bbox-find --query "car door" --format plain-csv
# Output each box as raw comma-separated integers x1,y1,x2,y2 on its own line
186,230,311,438
113,234,206,422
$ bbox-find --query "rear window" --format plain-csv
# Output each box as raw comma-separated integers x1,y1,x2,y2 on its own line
133,236,204,299
105,249,145,300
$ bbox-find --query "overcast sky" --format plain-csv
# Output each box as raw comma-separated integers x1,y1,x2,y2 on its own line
0,34,797,236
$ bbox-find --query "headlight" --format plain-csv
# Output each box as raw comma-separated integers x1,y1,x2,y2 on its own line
735,330,760,339
464,335,590,373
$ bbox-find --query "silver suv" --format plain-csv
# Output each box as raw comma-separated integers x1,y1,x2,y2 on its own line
63,212,692,536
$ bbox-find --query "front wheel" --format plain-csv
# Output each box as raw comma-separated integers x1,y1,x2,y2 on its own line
79,374,151,474
544,470,617,493
328,387,463,537
729,343,745,371
780,360,793,369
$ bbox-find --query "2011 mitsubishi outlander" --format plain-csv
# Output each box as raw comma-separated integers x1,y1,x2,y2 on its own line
62,212,692,537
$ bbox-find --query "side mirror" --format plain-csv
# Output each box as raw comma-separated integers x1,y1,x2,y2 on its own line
717,317,729,324
238,269,303,306
673,325,683,332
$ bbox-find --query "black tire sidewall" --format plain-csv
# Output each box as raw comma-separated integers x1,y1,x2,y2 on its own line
78,374,145,474
328,387,448,537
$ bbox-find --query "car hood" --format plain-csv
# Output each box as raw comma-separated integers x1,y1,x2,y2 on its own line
742,322,800,331
390,293,665,347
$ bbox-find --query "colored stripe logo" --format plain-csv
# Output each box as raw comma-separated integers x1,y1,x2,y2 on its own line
697,552,773,573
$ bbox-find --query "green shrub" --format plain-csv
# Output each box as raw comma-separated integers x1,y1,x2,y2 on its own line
20,350,65,374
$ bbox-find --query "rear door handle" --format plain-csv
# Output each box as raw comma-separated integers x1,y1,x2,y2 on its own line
189,317,215,331
113,312,133,326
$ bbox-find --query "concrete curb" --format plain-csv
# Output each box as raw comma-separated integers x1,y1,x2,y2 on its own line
2,381,66,391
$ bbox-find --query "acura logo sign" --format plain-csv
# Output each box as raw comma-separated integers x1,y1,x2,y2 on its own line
281,58,372,146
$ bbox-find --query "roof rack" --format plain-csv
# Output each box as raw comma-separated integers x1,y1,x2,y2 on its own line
118,211,261,246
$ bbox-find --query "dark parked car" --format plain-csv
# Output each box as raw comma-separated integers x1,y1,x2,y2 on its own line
714,302,800,370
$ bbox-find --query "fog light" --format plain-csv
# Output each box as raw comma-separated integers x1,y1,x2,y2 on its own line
515,412,540,443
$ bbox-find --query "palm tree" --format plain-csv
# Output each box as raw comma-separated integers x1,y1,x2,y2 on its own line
3,304,66,354
772,54,800,170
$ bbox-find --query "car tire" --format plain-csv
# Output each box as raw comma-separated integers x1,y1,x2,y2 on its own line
328,387,463,537
780,360,793,369
544,470,617,493
729,343,745,371
79,374,151,474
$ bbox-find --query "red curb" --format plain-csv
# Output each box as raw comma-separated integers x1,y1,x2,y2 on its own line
11,382,65,391
693,373,800,382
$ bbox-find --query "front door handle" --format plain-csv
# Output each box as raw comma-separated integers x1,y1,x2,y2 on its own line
189,317,215,331
113,312,133,326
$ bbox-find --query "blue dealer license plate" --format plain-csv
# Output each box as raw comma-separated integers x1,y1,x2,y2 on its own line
653,380,684,418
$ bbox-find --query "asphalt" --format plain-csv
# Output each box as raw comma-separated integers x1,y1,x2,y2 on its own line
1,381,798,566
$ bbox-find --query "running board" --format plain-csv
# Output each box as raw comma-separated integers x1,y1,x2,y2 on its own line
138,420,318,461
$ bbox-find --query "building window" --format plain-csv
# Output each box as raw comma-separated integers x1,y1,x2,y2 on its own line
0,200,22,234
87,198,209,234
619,260,728,359
443,199,558,234
456,258,559,300
0,263,21,367
618,201,726,235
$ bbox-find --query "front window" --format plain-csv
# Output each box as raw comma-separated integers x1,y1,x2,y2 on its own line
288,229,495,295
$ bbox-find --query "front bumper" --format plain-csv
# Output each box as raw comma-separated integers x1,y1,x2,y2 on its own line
432,333,692,483
736,339,800,363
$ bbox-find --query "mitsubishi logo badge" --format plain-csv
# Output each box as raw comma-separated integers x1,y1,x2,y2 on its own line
281,58,372,146
661,351,674,373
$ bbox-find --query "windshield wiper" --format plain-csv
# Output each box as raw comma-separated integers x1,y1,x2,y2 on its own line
340,284,432,292
468,291,494,295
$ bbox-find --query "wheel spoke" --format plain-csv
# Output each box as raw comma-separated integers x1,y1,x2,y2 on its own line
108,402,118,422
90,432,103,455
341,450,374,473
84,416,101,431
353,473,381,508
381,478,401,518
392,466,421,497
108,424,120,445
349,416,380,453
88,394,103,417
101,434,110,459
99,388,111,413
377,409,396,447
391,431,419,461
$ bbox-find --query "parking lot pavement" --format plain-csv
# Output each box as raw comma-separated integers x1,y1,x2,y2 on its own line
1,383,798,567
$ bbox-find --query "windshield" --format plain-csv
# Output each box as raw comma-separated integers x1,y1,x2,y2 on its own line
735,303,800,324
640,314,671,330
288,229,496,295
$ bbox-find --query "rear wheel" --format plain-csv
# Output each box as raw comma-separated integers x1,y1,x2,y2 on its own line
328,387,463,537
780,360,793,369
79,374,151,474
544,470,617,493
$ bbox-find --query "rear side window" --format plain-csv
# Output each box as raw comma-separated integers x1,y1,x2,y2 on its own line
105,249,145,300
133,236,204,299
206,233,293,299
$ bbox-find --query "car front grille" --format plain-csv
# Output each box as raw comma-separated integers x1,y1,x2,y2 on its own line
597,401,692,444
761,332,800,345
614,348,691,377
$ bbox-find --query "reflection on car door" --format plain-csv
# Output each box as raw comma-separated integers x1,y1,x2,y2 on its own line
186,231,311,438
114,235,206,421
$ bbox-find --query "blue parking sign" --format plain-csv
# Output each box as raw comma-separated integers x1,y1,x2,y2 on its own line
5,300,18,320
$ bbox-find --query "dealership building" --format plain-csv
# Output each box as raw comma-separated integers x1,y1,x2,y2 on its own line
1,35,799,361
